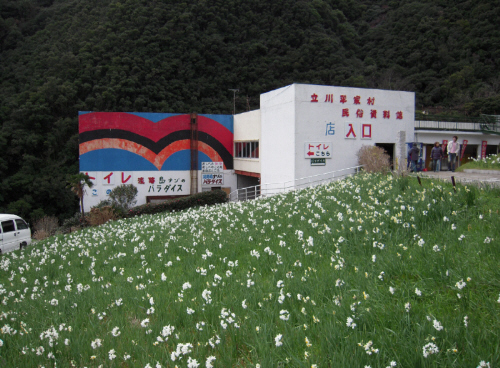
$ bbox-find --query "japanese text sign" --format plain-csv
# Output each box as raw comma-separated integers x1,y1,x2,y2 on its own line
304,142,332,159
202,173,224,186
202,162,223,173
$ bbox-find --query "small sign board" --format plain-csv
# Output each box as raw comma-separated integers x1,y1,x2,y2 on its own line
304,142,332,159
202,173,224,186
311,158,326,166
202,162,223,173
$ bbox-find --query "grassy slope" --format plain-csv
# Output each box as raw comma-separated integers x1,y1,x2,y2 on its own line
0,173,499,367
456,153,500,172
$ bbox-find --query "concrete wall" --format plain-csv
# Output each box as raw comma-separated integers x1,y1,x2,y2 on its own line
293,84,414,180
260,85,296,186
234,110,261,174
234,159,260,174
234,110,260,141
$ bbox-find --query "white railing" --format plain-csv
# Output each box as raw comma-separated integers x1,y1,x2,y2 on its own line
415,120,500,133
229,166,363,202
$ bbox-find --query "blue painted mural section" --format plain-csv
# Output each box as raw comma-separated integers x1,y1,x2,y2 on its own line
80,149,213,171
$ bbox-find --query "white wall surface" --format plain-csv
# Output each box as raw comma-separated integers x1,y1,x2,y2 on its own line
260,85,296,186
234,110,261,141
293,84,415,179
234,158,260,173
234,110,261,174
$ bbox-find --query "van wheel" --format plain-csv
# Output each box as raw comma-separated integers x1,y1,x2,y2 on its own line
20,242,27,250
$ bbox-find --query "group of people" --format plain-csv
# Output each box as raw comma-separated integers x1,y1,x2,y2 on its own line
409,135,459,172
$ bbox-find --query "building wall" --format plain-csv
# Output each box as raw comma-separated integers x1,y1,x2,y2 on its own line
79,112,235,211
293,84,414,179
415,130,500,169
415,131,500,148
234,110,261,141
260,85,296,187
234,110,261,174
257,84,415,186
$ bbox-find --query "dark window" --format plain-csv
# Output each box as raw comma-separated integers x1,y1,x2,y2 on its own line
234,141,259,159
15,219,29,230
1,220,16,233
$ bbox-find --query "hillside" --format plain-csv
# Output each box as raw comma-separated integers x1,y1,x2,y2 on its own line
1,0,499,221
0,174,499,366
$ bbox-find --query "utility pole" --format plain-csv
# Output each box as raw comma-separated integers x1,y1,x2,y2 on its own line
229,89,239,115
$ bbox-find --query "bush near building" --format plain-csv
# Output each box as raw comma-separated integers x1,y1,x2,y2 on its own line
357,145,391,173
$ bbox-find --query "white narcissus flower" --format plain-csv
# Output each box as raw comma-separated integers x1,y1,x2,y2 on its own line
423,342,439,358
275,334,283,347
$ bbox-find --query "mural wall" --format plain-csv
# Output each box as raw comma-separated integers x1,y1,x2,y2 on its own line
79,112,234,210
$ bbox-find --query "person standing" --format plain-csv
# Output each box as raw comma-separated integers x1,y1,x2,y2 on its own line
447,136,459,172
410,142,420,172
430,141,443,172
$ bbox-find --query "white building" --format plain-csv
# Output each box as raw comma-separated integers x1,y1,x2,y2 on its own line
234,83,415,194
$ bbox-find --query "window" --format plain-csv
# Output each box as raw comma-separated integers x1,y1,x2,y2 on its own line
1,220,15,233
16,219,29,230
234,141,259,158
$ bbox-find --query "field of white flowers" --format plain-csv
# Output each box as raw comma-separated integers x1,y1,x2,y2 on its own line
1,173,499,368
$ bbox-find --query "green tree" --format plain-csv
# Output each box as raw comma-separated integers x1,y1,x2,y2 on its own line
108,184,138,214
67,173,93,219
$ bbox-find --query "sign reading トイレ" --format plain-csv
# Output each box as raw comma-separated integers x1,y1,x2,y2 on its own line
304,142,332,159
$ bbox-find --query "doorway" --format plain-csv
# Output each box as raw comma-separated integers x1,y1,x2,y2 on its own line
375,143,395,169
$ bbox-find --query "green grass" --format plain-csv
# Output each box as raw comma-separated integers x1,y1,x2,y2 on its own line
0,173,499,367
456,153,500,172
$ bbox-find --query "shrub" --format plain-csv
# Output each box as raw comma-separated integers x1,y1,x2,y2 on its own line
127,190,228,218
93,199,112,208
33,216,59,240
108,184,138,212
61,212,90,232
357,145,390,173
88,206,118,226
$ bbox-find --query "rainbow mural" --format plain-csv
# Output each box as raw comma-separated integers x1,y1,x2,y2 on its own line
79,112,234,171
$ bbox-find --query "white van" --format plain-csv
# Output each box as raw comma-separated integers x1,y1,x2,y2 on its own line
0,214,32,254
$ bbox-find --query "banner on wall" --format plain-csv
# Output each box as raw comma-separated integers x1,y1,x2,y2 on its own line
202,162,223,173
202,173,224,186
461,140,468,159
481,141,487,159
442,140,448,156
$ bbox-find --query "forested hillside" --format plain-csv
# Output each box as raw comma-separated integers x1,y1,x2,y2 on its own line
1,0,499,221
